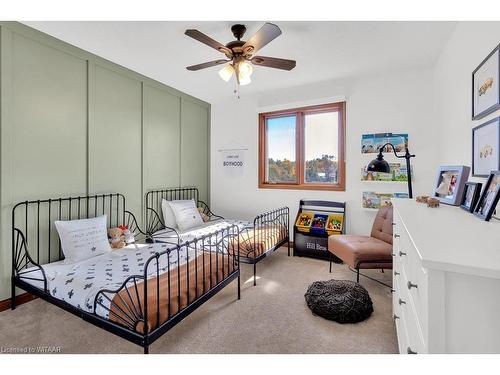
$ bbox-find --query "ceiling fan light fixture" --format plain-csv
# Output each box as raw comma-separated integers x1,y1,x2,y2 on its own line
238,60,253,79
185,23,295,88
239,74,251,86
218,63,234,82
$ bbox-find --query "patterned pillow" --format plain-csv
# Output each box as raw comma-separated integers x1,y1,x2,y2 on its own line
169,199,204,231
55,215,112,264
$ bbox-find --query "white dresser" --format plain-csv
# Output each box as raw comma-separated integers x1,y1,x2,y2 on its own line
392,199,500,354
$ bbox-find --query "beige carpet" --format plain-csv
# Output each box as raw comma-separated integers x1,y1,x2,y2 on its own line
0,247,397,354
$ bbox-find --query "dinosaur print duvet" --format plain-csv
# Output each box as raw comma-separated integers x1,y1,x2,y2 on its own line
19,240,224,320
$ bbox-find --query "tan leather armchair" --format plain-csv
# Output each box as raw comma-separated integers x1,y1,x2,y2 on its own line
328,205,393,283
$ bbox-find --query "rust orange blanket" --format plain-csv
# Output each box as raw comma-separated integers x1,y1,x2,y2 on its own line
109,252,236,333
229,225,287,259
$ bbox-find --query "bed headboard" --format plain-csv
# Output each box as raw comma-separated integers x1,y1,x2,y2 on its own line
12,193,127,269
146,187,199,217
144,187,201,234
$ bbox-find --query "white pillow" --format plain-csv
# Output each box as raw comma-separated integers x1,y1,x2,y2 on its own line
169,199,204,232
55,215,112,264
161,199,178,228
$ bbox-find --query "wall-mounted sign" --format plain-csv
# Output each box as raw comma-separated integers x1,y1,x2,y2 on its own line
219,148,246,177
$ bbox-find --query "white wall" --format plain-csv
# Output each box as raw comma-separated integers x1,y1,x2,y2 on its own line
210,67,438,236
433,22,500,174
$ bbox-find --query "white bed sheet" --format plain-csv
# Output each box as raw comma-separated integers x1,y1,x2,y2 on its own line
151,219,251,244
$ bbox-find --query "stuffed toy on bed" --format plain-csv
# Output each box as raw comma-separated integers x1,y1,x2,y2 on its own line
108,227,126,249
119,225,135,244
198,207,210,222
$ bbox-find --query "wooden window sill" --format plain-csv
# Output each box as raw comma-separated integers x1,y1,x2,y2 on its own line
258,183,345,191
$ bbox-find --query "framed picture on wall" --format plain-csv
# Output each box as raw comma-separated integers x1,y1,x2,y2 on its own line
472,117,500,177
472,44,500,120
474,171,500,221
460,182,482,213
433,165,470,206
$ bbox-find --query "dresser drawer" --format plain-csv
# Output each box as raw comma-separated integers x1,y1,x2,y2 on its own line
402,260,428,335
393,272,425,354
392,294,407,354
393,211,428,334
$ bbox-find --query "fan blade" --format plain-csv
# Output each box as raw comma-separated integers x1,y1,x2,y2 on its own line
251,56,296,71
242,23,282,55
185,29,232,57
186,60,229,71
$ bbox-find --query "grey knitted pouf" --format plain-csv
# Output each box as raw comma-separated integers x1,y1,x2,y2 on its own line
304,279,373,323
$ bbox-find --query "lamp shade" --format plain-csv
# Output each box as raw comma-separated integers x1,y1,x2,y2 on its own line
218,64,234,82
366,157,390,173
239,75,251,85
238,60,253,79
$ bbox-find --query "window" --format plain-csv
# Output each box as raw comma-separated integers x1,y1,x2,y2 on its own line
259,102,345,191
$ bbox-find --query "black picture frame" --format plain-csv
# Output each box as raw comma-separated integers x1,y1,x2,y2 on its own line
472,117,500,177
472,44,500,120
474,171,500,221
460,182,482,213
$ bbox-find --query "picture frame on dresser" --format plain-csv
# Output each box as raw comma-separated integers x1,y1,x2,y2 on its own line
474,171,500,221
472,44,500,120
433,165,470,205
460,182,482,213
472,117,500,177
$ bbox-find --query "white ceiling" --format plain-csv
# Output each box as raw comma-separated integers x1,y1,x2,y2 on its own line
23,21,456,102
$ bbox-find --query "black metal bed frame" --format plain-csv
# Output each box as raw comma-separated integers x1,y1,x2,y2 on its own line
145,187,224,245
238,207,290,286
11,193,240,354
145,187,290,286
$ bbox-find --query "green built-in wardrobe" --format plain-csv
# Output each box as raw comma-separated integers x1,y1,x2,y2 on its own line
0,22,211,301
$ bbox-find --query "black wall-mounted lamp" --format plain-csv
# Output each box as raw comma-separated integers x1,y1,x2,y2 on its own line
367,143,415,198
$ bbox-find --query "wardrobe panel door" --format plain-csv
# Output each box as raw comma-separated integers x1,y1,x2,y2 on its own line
180,99,209,202
143,85,181,191
9,32,87,200
89,64,142,220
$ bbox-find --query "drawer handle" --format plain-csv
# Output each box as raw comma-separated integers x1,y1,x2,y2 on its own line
393,314,399,321
392,222,396,226
390,289,395,294
407,347,417,354
407,281,418,290
398,298,406,305
394,234,400,238
391,253,396,257
399,251,407,256
394,271,400,276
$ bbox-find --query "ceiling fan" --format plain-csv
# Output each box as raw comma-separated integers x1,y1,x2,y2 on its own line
185,23,296,86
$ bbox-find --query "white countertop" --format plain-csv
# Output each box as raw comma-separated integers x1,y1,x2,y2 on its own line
392,199,500,279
